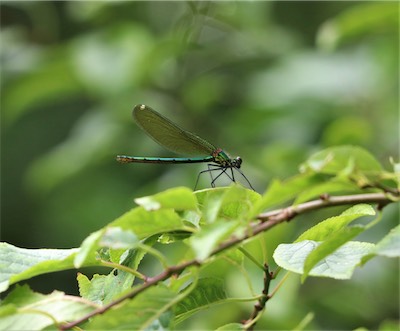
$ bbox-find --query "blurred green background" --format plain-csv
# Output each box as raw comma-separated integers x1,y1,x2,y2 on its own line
1,1,398,330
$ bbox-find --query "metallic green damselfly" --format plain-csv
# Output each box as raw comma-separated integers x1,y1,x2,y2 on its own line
117,104,254,190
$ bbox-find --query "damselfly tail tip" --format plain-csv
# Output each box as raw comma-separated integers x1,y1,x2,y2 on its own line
116,155,132,163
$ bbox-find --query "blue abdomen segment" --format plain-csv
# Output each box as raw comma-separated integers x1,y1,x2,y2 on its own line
116,155,214,164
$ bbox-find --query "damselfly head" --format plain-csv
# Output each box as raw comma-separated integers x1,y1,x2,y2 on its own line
233,156,242,168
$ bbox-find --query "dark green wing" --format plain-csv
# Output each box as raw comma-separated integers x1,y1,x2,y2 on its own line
133,104,216,156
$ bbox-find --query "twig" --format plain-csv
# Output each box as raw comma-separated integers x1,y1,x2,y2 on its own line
256,192,397,222
59,191,398,330
242,264,273,330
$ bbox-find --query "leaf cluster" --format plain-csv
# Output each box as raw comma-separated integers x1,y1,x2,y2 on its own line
1,146,399,330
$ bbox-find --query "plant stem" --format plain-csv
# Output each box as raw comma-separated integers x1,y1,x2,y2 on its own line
243,263,273,330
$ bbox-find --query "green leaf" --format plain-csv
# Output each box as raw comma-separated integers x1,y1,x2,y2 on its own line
273,240,375,279
78,272,129,306
75,225,159,269
224,248,245,266
74,230,104,268
100,227,139,249
78,237,153,306
373,225,400,258
0,284,96,331
145,311,174,330
78,273,105,304
189,221,242,261
289,204,376,280
302,225,365,281
300,146,383,175
218,185,261,221
168,269,199,293
361,225,400,265
195,185,259,224
181,209,202,227
134,187,198,211
0,243,79,293
84,285,177,330
120,242,154,276
296,204,375,242
158,231,192,244
110,207,187,238
174,278,227,325
195,188,228,223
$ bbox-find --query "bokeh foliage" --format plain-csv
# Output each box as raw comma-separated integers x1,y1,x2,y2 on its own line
1,1,398,330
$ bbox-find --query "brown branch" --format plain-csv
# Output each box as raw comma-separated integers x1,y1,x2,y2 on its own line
59,191,398,330
243,264,274,330
256,192,397,221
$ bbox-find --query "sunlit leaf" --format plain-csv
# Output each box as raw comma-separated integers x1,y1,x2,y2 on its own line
300,146,383,175
361,225,400,265
134,187,197,211
0,243,79,293
273,240,375,280
100,227,139,249
373,225,400,258
0,285,96,331
74,230,104,268
302,226,365,281
110,207,188,239
296,204,375,242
